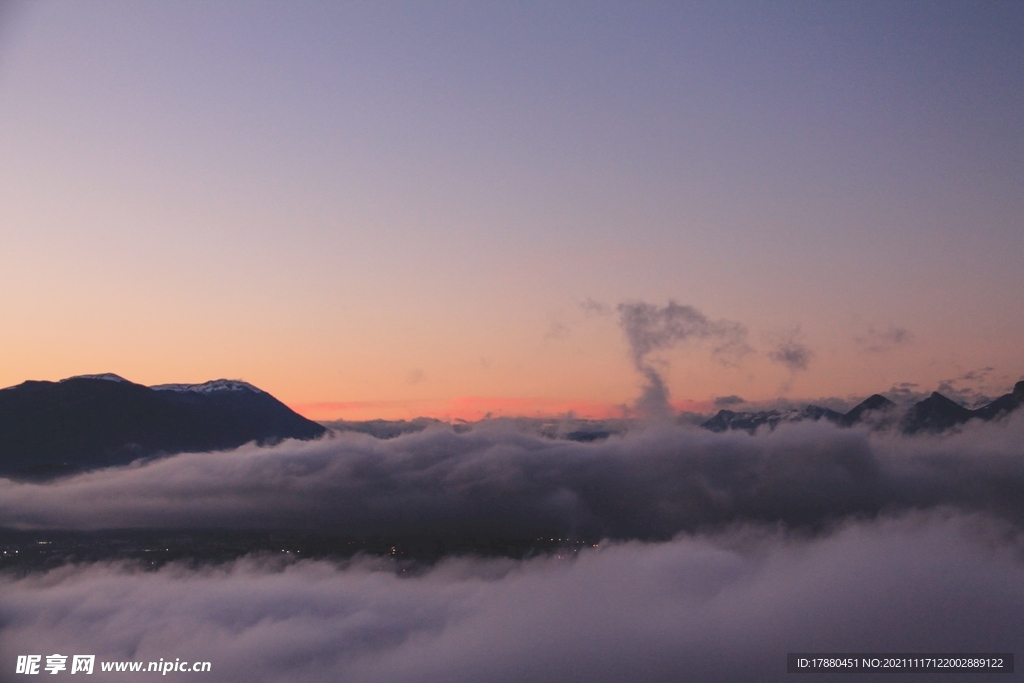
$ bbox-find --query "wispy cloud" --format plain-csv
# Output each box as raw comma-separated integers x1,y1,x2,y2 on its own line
617,301,750,368
884,367,1002,408
936,366,998,407
579,298,612,316
543,319,570,340
856,325,913,353
767,329,812,372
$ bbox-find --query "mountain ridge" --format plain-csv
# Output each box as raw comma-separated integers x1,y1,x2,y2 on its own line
701,381,1024,435
0,375,325,479
2,375,1021,479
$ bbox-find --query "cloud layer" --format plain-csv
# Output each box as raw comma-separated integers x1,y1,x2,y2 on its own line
1,513,1021,682
2,413,1024,535
4,414,1024,681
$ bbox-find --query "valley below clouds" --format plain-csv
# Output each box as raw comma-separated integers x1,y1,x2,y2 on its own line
1,513,1021,682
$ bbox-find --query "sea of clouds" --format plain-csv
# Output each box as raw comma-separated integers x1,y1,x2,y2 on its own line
2,413,1024,534
3,415,1024,681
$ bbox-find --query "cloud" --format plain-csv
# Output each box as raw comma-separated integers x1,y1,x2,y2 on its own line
617,301,750,368
1,513,1021,683
958,367,994,383
633,367,672,420
767,329,813,372
543,321,570,340
714,395,745,407
616,301,750,418
768,341,812,371
884,382,925,405
4,420,1024,681
885,368,1003,408
579,298,612,316
936,367,999,407
3,412,1024,536
856,326,913,353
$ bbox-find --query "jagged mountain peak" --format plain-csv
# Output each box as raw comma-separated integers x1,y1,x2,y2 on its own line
701,383,1023,436
701,405,843,434
860,394,897,410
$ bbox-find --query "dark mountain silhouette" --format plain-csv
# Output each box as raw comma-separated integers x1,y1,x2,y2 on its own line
973,381,1024,421
898,392,975,434
3,375,1021,479
701,382,1024,435
897,381,1024,434
840,394,897,426
701,405,844,434
0,374,325,479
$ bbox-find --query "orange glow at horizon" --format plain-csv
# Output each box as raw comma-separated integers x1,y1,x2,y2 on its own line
290,396,716,422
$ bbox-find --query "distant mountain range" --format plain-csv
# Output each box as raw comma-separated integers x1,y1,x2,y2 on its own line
702,381,1024,435
2,374,1021,480
0,374,325,479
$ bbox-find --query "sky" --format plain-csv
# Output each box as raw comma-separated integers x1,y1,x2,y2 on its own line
1,1,1022,420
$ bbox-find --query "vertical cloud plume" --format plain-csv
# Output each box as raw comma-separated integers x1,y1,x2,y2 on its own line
616,301,749,418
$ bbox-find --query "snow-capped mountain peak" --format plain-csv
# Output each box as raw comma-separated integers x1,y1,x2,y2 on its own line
150,379,264,394
63,373,129,383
